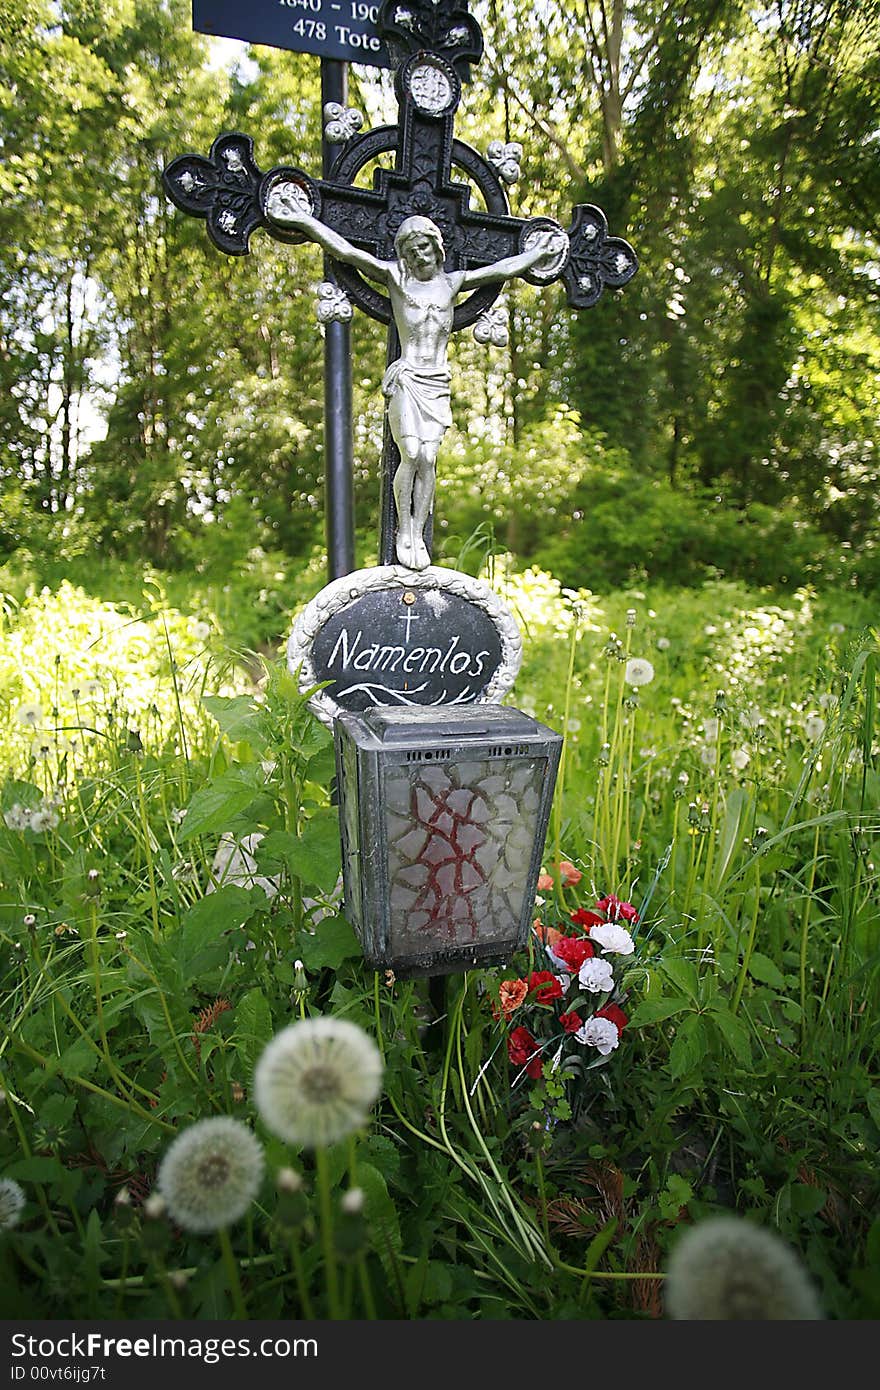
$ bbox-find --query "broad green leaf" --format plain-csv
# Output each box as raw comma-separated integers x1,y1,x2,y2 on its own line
715,786,751,889
660,956,701,1003
285,809,342,893
179,769,263,841
747,951,788,990
203,694,265,749
866,1088,880,1132
179,885,259,980
57,1037,101,1080
1,779,41,812
297,915,360,971
789,1183,827,1218
668,1013,707,1081
233,988,273,1076
707,1006,752,1065
627,995,692,1027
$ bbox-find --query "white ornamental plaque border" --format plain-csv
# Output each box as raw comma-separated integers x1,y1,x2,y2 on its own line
287,564,523,727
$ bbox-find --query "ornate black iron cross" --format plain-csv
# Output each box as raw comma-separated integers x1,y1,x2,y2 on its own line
163,0,637,559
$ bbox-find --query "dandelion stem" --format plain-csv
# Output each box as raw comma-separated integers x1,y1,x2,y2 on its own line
314,1147,341,1319
218,1227,248,1319
732,857,762,1015
288,1233,315,1318
133,758,161,943
552,609,580,898
799,819,821,1041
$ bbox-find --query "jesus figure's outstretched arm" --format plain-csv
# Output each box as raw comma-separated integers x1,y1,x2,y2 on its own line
266,187,391,285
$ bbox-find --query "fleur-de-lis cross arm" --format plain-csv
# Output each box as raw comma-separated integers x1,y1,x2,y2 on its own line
377,0,483,78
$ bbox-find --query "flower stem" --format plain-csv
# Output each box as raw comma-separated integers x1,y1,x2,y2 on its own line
314,1147,341,1319
217,1227,248,1319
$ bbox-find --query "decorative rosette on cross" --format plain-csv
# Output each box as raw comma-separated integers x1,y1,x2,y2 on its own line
492,889,643,1094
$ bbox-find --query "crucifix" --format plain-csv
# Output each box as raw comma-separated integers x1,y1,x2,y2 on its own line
163,0,637,574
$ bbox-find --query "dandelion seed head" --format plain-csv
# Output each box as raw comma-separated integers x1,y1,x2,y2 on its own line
804,714,826,742
624,657,654,688
665,1215,822,1320
0,1178,26,1230
254,1017,383,1149
276,1167,303,1194
656,636,670,650
157,1117,264,1233
16,703,43,729
341,1187,365,1215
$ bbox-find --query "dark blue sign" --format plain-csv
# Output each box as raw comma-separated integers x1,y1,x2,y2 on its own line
192,0,391,67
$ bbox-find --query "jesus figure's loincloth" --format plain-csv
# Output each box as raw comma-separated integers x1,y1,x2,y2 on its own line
382,360,453,445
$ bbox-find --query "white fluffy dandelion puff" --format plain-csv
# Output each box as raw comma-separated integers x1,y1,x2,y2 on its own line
624,657,655,688
665,1215,822,1320
15,703,43,729
157,1117,264,1233
254,1017,383,1149
0,1177,26,1230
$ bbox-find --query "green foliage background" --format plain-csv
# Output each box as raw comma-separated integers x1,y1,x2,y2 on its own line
1,0,878,592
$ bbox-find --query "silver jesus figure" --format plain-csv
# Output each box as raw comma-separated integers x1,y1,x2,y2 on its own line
266,189,563,569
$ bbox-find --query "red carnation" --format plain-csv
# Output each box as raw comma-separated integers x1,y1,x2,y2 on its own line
551,934,595,971
527,971,563,1003
559,1011,583,1034
570,907,603,929
507,1026,543,1078
595,894,639,923
595,1002,628,1034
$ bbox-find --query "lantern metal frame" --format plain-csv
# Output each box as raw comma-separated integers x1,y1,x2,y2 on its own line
333,703,562,976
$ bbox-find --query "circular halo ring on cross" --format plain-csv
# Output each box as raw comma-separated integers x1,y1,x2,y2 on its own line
260,168,321,242
519,218,570,285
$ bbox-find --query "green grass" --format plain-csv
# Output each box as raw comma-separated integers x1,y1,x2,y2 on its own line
0,561,878,1319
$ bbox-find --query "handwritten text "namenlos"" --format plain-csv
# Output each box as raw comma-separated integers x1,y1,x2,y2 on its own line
326,628,490,678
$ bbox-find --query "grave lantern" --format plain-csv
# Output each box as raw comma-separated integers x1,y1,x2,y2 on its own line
334,704,562,976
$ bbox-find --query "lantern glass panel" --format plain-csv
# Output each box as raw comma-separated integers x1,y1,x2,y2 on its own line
385,756,545,955
334,703,562,975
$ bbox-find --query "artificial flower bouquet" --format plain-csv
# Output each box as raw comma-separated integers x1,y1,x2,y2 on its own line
494,893,641,1088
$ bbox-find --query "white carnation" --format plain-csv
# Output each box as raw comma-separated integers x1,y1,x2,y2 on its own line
578,957,615,993
575,1017,620,1055
589,922,635,956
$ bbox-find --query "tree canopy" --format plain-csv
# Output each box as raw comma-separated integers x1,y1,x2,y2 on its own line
1,0,878,588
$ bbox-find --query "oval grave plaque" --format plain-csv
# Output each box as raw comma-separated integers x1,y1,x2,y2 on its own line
288,565,522,726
